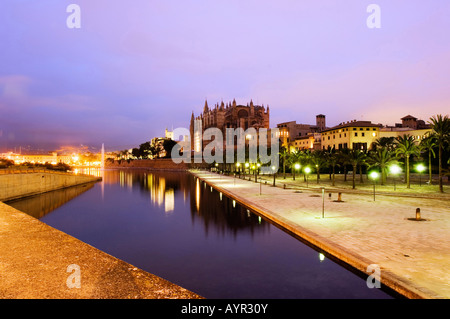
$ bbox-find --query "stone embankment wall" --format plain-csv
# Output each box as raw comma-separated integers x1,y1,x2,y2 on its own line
105,158,196,170
0,169,101,202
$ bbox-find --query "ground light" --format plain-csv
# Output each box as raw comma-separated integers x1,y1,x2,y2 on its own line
369,171,379,201
389,164,401,191
272,165,277,186
416,163,426,186
304,167,311,188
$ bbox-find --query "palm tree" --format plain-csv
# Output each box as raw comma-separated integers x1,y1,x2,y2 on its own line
373,137,396,151
301,150,313,181
346,149,367,189
326,148,339,186
311,150,326,183
338,148,351,182
429,115,450,192
288,150,302,180
279,147,289,179
367,147,397,185
395,134,419,188
419,134,437,185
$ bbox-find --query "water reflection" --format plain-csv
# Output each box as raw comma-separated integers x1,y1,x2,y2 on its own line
6,183,95,219
189,176,270,237
7,169,394,298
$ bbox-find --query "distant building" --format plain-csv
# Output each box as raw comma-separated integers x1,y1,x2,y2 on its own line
276,114,327,149
289,133,322,152
1,152,83,165
190,99,270,152
379,115,432,142
320,120,383,151
398,115,431,130
320,115,432,151
165,128,174,140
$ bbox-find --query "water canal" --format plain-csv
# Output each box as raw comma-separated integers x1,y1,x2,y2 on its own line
6,169,396,299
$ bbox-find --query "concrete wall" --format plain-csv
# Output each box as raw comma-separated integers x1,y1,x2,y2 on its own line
0,170,101,202
106,158,191,170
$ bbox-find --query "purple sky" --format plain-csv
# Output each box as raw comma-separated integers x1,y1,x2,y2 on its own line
1,1,449,152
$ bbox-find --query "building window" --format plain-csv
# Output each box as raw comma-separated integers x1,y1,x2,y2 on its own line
362,133,365,137
355,133,358,137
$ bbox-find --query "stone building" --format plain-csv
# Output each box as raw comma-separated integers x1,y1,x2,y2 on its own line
190,99,270,152
277,114,327,150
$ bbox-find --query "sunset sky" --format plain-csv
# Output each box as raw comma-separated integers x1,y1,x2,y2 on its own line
1,1,449,152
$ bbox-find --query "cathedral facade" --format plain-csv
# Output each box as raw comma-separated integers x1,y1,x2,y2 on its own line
190,99,270,152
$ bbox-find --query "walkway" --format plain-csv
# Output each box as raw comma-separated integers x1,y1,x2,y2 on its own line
191,170,450,299
0,202,202,299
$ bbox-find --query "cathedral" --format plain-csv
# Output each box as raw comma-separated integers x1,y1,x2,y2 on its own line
189,99,270,152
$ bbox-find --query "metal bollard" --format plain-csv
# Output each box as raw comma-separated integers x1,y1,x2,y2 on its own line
416,208,421,221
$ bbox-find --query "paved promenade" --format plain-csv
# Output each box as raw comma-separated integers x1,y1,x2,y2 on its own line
191,170,450,299
0,202,202,299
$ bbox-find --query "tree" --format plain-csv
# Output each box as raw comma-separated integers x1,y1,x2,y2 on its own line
311,150,326,184
395,134,419,188
346,149,367,189
162,139,178,158
139,141,155,159
429,114,450,192
279,147,289,179
373,137,396,151
367,147,397,185
419,134,437,185
337,148,351,182
325,148,339,186
288,150,302,180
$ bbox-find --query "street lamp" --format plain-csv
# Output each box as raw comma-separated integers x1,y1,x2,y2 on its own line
304,166,311,188
369,171,379,201
294,163,301,181
389,164,401,191
416,164,426,186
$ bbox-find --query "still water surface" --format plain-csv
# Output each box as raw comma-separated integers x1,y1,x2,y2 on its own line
8,169,395,299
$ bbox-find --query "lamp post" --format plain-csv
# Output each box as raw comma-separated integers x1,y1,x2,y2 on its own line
321,187,325,218
416,164,425,187
304,167,311,188
369,171,379,201
389,164,401,191
294,163,301,181
245,162,249,178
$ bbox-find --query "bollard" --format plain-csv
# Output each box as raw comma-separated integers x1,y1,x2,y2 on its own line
416,208,421,221
337,192,342,202
283,184,286,189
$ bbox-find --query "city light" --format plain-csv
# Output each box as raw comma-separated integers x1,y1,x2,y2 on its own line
389,164,401,191
389,164,401,175
416,164,425,173
416,163,426,186
369,171,379,201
